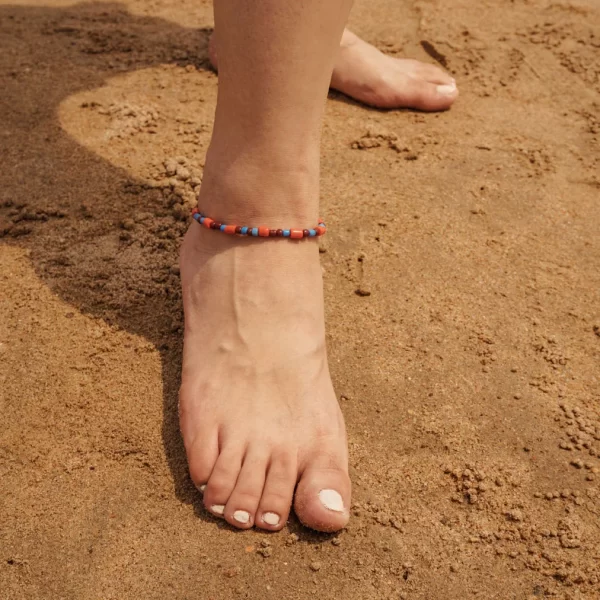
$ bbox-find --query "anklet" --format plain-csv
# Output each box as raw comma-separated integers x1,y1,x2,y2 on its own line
191,208,326,239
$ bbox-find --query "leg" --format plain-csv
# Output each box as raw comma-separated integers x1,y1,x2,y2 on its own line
179,0,353,532
209,28,459,111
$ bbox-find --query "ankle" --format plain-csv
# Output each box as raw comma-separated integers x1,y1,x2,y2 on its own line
197,145,320,229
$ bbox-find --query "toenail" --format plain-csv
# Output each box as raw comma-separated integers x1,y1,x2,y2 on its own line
437,83,456,96
211,504,225,515
262,512,281,526
233,510,250,524
318,489,345,513
197,484,206,493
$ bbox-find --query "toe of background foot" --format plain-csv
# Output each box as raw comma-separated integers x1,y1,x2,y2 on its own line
376,74,459,111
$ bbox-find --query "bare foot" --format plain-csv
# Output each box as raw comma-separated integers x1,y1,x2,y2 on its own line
179,185,351,532
208,28,458,111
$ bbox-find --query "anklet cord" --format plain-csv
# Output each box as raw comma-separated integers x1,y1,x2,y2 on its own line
192,208,326,239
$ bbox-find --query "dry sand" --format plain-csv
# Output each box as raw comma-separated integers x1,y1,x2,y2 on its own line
1,0,599,598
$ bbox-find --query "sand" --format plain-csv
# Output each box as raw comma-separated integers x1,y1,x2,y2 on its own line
1,0,599,598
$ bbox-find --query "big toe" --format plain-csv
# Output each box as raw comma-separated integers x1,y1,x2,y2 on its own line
378,74,458,111
294,452,351,533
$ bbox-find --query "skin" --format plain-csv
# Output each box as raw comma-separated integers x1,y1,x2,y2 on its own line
179,0,355,532
209,28,459,111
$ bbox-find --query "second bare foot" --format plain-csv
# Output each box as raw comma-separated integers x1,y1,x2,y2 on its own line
208,28,458,111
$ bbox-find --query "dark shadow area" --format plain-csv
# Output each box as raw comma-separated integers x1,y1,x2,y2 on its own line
0,1,213,522
0,2,336,540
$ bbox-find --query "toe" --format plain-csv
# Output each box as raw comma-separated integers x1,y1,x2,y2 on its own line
415,62,455,86
294,449,350,533
208,32,218,71
182,410,219,493
224,447,269,529
256,449,297,530
203,444,244,518
387,75,458,111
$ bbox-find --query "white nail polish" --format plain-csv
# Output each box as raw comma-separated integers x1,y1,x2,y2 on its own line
233,510,250,524
437,83,456,96
211,504,225,515
262,512,281,526
318,489,344,513
198,484,206,493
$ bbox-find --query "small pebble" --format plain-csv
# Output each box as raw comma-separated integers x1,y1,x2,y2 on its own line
310,562,321,572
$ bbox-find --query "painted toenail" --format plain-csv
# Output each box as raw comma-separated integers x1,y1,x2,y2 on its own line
437,83,456,96
233,510,250,524
318,489,344,512
197,484,206,493
211,504,225,515
262,512,281,526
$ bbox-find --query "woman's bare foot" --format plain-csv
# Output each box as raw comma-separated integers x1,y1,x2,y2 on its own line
208,28,458,111
179,173,350,532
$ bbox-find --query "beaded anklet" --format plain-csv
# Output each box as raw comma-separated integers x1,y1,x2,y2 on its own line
191,208,326,239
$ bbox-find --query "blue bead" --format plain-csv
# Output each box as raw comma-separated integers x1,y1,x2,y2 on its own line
199,216,205,224
241,226,248,235
220,224,226,232
251,227,259,236
309,229,316,237
283,230,290,237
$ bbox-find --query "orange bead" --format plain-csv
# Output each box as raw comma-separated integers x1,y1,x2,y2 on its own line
315,226,326,236
224,225,237,234
203,218,214,229
290,229,303,239
258,226,270,237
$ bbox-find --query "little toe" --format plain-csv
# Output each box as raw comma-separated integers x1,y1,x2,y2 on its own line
208,32,218,71
256,450,297,530
184,422,219,494
294,452,351,533
223,448,269,529
203,444,244,518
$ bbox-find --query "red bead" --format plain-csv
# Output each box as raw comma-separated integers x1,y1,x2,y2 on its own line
192,208,199,216
202,218,214,229
315,226,326,236
224,225,236,234
302,229,310,237
290,229,303,239
235,226,242,234
258,226,270,237
269,229,278,237
276,229,284,236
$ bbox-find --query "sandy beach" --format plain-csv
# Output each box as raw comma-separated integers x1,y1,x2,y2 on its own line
1,0,599,598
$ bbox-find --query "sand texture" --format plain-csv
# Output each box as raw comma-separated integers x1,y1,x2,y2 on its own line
1,0,599,598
